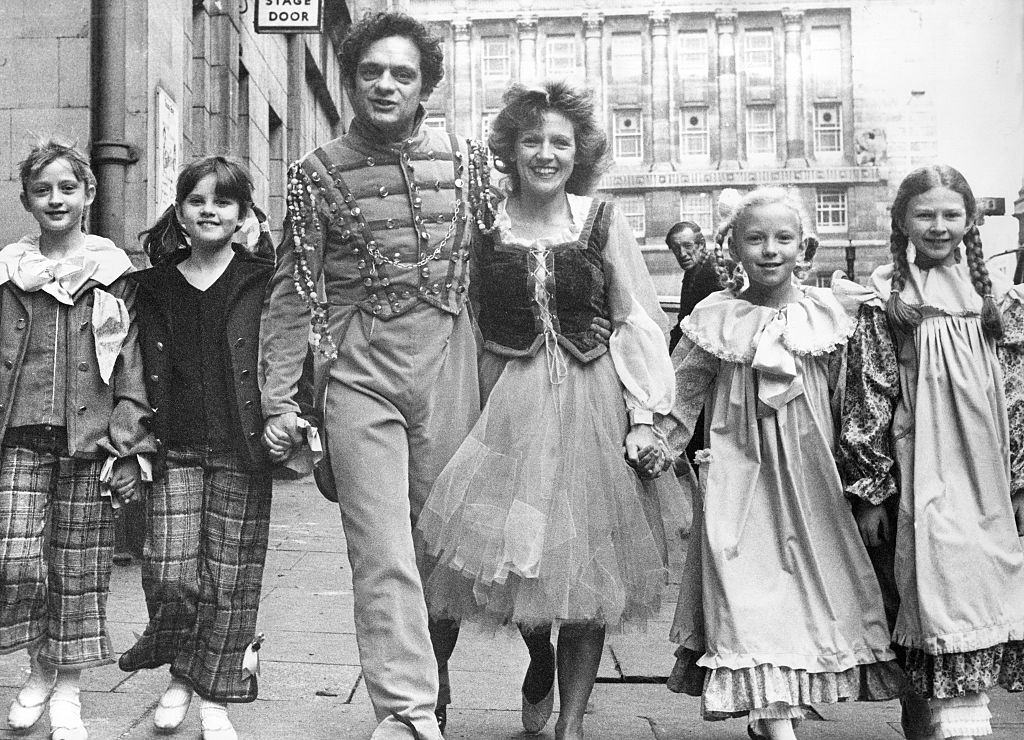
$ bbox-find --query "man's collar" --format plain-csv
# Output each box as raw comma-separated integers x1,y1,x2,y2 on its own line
347,105,427,151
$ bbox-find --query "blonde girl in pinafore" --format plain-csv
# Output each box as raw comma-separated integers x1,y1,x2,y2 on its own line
661,187,904,740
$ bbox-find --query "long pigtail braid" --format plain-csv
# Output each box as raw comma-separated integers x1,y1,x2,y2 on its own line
963,224,1004,339
712,231,739,294
885,225,923,333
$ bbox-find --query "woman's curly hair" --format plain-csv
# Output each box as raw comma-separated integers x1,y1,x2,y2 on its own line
339,12,444,97
488,82,609,196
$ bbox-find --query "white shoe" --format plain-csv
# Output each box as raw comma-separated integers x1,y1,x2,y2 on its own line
48,678,87,740
8,653,57,730
199,699,237,740
153,678,193,731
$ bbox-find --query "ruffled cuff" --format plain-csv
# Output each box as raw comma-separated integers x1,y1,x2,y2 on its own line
845,474,898,506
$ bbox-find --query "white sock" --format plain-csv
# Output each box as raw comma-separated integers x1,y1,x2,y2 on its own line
160,677,193,706
200,699,233,730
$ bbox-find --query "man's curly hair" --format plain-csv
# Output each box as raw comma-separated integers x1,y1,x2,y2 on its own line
339,12,444,97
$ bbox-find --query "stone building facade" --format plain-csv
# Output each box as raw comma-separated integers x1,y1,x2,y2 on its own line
411,0,1023,288
0,0,352,261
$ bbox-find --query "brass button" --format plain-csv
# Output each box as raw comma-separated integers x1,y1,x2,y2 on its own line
155,341,164,351
150,374,160,382
78,362,89,372
2,360,11,369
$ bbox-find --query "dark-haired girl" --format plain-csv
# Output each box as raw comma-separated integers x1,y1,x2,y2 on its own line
416,82,678,740
660,187,903,740
840,164,1024,740
117,156,277,740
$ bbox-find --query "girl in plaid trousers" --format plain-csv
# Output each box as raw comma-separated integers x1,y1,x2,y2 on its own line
117,156,279,740
1,139,155,740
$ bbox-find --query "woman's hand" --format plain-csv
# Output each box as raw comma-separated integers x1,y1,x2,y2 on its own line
625,424,669,478
590,317,612,346
109,456,143,506
262,412,303,463
854,502,891,547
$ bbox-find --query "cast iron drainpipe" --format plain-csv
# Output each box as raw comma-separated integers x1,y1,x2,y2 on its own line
90,0,139,246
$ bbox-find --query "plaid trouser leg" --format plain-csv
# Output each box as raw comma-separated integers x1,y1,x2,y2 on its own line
122,449,271,702
173,450,271,702
0,446,112,667
119,452,203,672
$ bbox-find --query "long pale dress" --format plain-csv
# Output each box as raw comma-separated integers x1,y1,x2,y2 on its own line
662,284,904,719
839,258,1024,701
416,195,680,630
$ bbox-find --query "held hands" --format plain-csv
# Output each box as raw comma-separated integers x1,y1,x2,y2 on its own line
625,424,671,479
854,502,891,547
262,412,304,463
108,456,143,506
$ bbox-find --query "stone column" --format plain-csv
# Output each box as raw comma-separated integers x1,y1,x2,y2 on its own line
649,10,672,167
453,20,472,137
517,15,538,83
783,9,807,167
716,10,739,168
583,13,604,123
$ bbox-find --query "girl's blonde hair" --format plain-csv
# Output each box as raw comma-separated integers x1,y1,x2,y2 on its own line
886,164,1001,339
18,138,97,231
710,186,819,295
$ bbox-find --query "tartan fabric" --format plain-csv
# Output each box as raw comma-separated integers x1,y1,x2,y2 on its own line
0,440,113,668
118,447,271,702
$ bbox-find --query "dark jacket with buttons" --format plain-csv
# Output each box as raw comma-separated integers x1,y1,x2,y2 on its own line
0,274,156,460
131,248,274,478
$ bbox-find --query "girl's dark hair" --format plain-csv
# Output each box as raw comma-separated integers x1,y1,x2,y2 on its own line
886,164,1001,338
19,138,97,231
339,12,444,97
140,156,269,265
489,81,609,196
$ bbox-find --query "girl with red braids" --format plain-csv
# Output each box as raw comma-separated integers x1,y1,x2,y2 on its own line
839,164,1024,740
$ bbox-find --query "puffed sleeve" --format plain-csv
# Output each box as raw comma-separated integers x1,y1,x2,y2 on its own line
837,303,900,504
998,286,1024,496
259,161,325,419
658,335,719,458
602,205,675,425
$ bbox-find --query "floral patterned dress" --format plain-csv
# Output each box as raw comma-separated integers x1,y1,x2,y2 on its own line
839,260,1024,699
662,283,904,719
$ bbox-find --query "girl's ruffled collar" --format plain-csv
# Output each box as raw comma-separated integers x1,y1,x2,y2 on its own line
493,194,593,249
681,281,867,364
0,234,131,288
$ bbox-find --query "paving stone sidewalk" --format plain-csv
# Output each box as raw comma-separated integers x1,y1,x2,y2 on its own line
1,476,1021,739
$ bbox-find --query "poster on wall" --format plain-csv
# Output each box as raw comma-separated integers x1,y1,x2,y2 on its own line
155,87,180,212
254,0,324,34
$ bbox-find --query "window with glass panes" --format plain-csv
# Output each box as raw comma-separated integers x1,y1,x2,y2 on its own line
814,104,842,154
618,195,646,238
744,30,774,93
610,33,643,84
746,106,776,155
482,37,510,81
679,191,713,232
810,27,842,99
546,35,578,78
679,109,709,157
816,189,847,231
613,110,643,161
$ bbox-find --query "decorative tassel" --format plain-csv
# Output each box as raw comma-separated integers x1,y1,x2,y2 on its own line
242,633,264,679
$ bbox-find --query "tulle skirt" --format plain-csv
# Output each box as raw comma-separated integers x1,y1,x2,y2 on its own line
416,351,671,631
